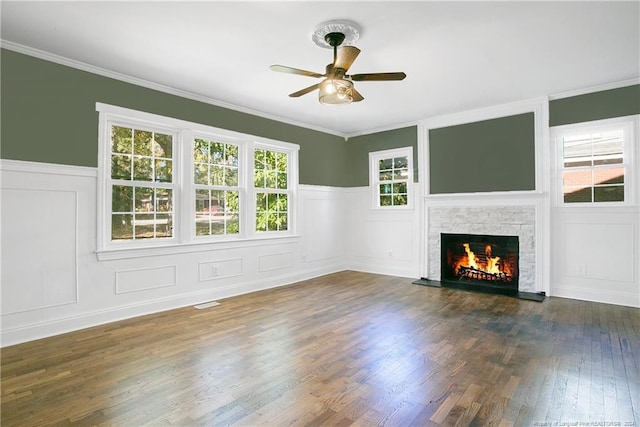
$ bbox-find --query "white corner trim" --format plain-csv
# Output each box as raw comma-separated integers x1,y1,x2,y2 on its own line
1,39,347,139
549,78,640,101
0,159,98,177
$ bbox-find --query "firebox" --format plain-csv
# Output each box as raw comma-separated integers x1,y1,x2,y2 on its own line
440,233,519,295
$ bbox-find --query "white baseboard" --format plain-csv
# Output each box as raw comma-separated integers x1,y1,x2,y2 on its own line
551,285,640,308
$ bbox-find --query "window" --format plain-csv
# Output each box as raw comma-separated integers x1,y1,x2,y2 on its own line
193,139,240,236
97,103,299,255
109,124,176,242
553,116,637,205
369,147,414,209
254,148,289,232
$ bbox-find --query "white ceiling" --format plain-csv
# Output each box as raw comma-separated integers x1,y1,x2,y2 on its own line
1,1,639,137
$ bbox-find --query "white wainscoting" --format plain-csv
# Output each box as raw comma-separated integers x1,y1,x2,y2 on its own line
344,185,422,278
0,160,347,346
551,207,640,307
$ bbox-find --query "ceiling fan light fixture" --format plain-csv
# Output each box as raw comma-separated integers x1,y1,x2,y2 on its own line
319,79,353,105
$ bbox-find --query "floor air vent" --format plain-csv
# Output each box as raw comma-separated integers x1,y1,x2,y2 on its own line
194,301,221,309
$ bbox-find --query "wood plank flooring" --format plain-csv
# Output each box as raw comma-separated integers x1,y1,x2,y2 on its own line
2,271,639,426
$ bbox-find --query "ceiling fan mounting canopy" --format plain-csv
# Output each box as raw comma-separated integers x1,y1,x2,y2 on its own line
311,20,360,49
270,20,407,105
324,32,346,48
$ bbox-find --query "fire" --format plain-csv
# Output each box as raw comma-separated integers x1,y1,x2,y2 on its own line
454,243,507,276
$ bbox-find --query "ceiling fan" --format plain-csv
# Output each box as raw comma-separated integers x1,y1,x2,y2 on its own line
270,29,406,105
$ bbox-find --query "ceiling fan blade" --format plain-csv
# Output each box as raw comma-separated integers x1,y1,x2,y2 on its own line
270,65,324,78
334,46,361,73
350,72,407,81
289,83,320,98
351,88,364,102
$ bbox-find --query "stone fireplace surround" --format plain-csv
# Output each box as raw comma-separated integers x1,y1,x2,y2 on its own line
424,201,539,293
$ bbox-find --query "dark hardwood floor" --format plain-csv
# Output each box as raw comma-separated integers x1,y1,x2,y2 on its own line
2,271,639,426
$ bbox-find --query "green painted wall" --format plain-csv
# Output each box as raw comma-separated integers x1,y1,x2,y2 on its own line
345,126,418,187
550,84,640,126
0,49,348,187
429,113,536,194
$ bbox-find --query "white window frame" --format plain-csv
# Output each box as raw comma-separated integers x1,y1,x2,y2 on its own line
369,146,414,210
551,115,638,207
96,103,299,259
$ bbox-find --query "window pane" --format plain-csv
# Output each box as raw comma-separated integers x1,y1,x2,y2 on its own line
225,167,238,187
254,169,265,188
564,187,592,203
380,195,393,206
393,156,408,169
154,159,172,182
592,132,623,165
267,212,278,231
266,150,277,170
276,152,287,172
112,214,133,240
227,217,240,234
380,184,392,195
111,155,132,180
594,185,624,202
394,169,410,180
135,187,153,212
268,193,278,209
594,167,624,185
156,188,172,212
194,139,210,163
255,149,265,170
266,171,277,189
563,136,592,168
379,158,392,170
563,170,591,189
277,172,287,189
278,194,288,211
393,194,408,206
393,182,407,194
155,214,173,238
210,165,224,186
226,190,239,213
379,171,393,181
194,163,208,185
195,189,210,236
133,157,153,181
153,133,172,158
112,126,132,154
256,193,267,213
112,186,133,213
133,130,153,156
211,142,225,164
227,144,238,166
134,214,155,239
278,213,288,231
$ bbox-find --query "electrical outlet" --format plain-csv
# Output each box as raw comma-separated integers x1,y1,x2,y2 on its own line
576,264,586,277
212,266,218,277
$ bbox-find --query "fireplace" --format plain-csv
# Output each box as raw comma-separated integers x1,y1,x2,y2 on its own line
441,233,519,295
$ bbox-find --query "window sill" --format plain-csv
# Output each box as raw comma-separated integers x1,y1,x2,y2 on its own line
96,234,301,261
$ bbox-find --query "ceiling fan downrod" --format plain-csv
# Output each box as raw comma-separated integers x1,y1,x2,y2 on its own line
324,32,346,64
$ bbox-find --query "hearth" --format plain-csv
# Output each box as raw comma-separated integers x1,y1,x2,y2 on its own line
441,233,519,295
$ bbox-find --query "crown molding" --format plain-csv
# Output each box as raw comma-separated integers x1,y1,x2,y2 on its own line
344,119,419,140
0,39,347,139
549,77,640,101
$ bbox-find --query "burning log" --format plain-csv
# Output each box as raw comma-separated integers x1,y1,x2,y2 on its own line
457,266,512,283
